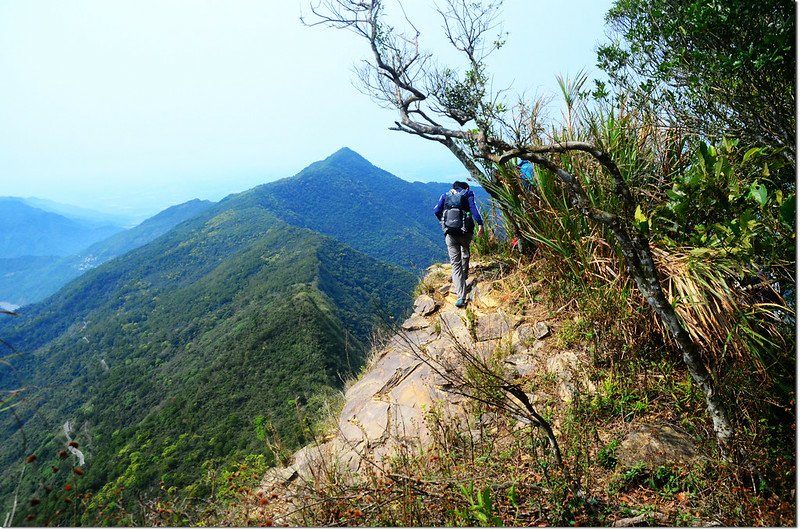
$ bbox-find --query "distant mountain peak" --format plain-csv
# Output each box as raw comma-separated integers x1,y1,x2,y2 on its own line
323,147,374,169
288,147,395,188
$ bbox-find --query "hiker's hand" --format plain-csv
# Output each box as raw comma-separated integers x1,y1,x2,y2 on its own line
477,225,484,237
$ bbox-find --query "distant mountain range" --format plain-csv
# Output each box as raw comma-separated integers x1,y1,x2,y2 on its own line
0,198,125,259
0,199,214,306
0,148,489,525
16,197,139,228
1,148,489,307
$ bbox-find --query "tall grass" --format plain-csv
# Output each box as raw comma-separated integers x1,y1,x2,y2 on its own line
474,72,794,462
481,162,622,287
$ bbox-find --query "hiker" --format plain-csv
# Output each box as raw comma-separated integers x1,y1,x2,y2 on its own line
434,181,484,308
518,159,534,191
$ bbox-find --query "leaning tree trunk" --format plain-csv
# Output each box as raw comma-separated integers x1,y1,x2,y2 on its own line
511,151,735,453
399,128,736,451
420,130,736,451
613,223,733,449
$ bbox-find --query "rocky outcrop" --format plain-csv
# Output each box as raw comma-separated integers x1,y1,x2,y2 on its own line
257,262,703,524
259,263,565,513
262,264,560,500
618,424,704,469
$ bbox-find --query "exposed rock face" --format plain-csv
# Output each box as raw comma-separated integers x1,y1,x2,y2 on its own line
515,322,550,345
515,322,541,344
546,350,597,402
503,352,539,378
258,262,704,524
413,294,438,317
618,424,703,469
401,314,430,331
474,312,513,341
260,262,566,510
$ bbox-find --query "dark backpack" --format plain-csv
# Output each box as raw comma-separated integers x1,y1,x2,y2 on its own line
441,189,474,235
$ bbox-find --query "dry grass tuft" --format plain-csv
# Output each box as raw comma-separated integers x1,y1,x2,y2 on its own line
652,246,791,374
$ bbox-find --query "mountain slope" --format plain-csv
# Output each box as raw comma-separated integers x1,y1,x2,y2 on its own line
0,202,415,525
1,149,488,306
234,147,454,270
0,197,124,258
0,148,487,525
78,198,215,263
0,199,214,306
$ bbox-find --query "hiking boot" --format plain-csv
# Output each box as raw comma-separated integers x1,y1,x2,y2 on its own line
455,298,466,308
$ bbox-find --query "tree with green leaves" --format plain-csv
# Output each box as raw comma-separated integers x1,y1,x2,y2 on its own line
597,0,796,163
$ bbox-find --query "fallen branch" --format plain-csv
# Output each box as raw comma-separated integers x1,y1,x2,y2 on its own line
612,511,669,527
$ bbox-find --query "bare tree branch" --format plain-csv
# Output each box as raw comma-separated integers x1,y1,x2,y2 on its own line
306,0,736,451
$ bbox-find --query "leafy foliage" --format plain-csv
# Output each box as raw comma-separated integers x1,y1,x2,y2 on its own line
597,0,796,158
481,69,795,450
648,139,794,265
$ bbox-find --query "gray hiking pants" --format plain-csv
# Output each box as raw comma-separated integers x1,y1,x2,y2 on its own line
445,232,472,301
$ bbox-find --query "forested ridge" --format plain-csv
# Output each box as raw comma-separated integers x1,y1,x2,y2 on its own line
0,160,423,526
0,147,471,308
238,147,489,270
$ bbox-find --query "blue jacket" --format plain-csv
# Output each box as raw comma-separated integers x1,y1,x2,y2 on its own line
518,160,534,182
434,187,484,226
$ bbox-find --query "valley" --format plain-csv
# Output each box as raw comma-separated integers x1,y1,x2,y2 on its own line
0,148,471,525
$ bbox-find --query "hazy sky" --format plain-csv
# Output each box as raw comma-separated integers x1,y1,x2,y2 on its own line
0,0,613,219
